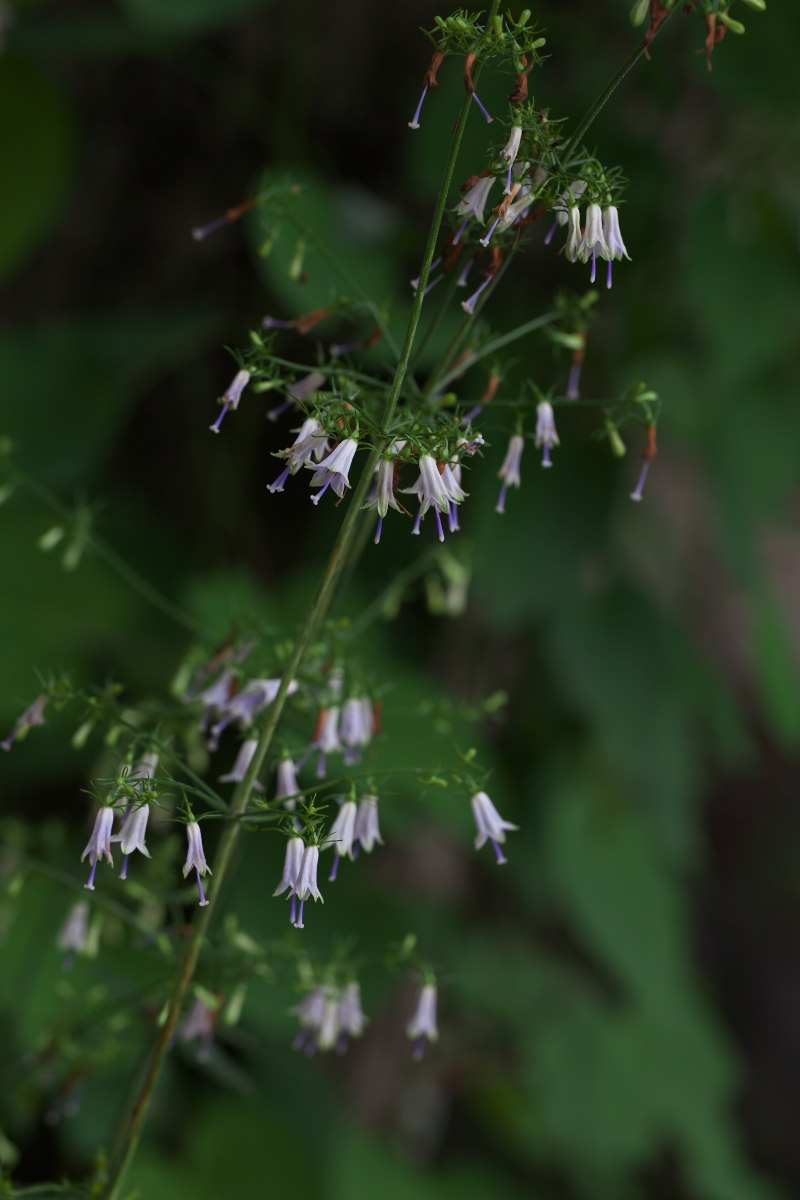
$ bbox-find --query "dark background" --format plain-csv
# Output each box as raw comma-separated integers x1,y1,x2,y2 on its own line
2,1,800,1198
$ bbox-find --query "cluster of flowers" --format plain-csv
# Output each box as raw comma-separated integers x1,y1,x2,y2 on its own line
290,977,440,1062
207,371,571,536
273,792,383,930
173,975,439,1065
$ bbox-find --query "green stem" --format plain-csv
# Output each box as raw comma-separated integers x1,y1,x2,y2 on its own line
102,63,480,1200
9,465,206,638
431,309,561,398
561,16,675,164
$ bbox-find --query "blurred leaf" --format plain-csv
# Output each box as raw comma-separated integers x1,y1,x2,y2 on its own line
121,0,274,33
0,58,73,280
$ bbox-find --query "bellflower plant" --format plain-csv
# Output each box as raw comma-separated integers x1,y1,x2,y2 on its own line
1,2,768,1194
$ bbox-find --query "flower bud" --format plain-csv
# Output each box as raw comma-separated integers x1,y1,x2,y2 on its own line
630,0,649,26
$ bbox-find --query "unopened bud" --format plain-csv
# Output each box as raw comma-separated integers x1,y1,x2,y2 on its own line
605,422,627,458
739,0,766,9
630,0,649,26
517,9,531,26
718,12,746,32
38,526,64,552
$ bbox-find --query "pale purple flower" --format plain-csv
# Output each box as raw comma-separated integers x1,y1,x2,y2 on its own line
602,205,630,289
406,982,439,1061
1,694,47,752
218,738,261,790
274,757,301,809
177,995,217,1061
210,368,250,434
81,806,115,891
471,791,518,864
564,205,582,262
268,418,330,493
500,125,523,193
364,444,406,543
535,401,559,468
307,438,359,505
630,459,652,503
291,984,329,1053
545,179,588,243
339,697,374,764
285,371,326,405
111,804,151,880
57,900,91,963
408,85,428,130
326,799,358,881
579,202,609,284
312,706,341,778
290,844,323,929
208,678,297,749
460,273,494,316
130,751,159,781
182,821,212,907
274,835,305,923
454,176,496,225
354,794,383,853
336,981,367,1049
402,454,465,542
495,434,524,513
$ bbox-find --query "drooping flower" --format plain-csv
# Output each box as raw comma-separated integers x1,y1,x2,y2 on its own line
219,738,263,790
325,799,358,881
1,694,47,752
307,438,359,505
274,757,301,809
629,459,651,502
311,706,341,778
579,202,609,284
207,678,298,750
81,806,115,891
454,176,496,225
290,844,324,929
406,982,439,1061
336,981,367,1050
364,442,406,543
57,900,92,965
470,791,518,864
268,418,330,493
354,794,383,853
177,994,218,1062
339,697,374,764
535,401,559,468
183,820,212,907
210,368,250,434
402,454,465,542
545,179,588,243
500,125,523,193
460,272,494,316
495,434,524,514
291,984,329,1052
111,804,151,880
130,751,159,781
602,205,630,288
274,835,306,924
564,205,582,262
